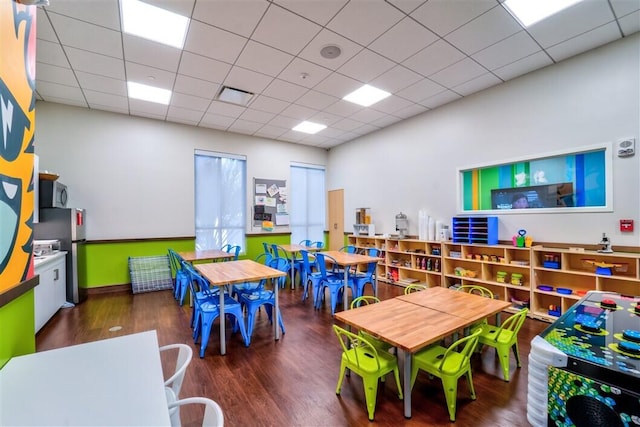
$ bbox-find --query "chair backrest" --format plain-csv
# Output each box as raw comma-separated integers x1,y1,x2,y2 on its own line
404,284,428,294
456,285,493,299
367,248,381,257
491,308,528,342
255,252,272,265
332,325,381,370
167,397,224,427
222,245,240,260
183,262,217,299
159,343,193,400
268,257,290,288
436,329,481,372
299,239,312,247
350,295,381,309
262,242,273,256
339,245,356,253
314,253,338,281
271,244,283,258
311,241,324,249
299,250,313,275
168,249,183,274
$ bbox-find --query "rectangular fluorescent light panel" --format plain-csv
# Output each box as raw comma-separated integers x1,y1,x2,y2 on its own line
127,81,171,105
504,0,584,27
217,86,254,106
343,84,391,107
121,0,189,48
292,121,327,134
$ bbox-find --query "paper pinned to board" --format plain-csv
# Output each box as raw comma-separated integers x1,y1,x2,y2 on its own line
275,213,289,225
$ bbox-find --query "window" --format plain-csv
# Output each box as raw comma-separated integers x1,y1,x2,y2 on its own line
194,150,246,250
290,163,325,244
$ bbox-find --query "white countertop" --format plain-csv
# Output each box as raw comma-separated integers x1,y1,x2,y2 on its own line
0,330,170,426
33,251,66,269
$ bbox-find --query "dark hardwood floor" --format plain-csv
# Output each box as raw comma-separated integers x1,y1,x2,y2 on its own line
36,282,547,426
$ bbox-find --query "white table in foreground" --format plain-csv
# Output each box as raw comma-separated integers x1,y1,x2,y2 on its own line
0,330,170,426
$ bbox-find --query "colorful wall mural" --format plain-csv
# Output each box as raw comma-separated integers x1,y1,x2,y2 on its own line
0,0,37,293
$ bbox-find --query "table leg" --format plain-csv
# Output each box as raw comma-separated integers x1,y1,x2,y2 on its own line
343,266,349,312
402,349,412,418
290,253,296,290
274,277,280,340
219,287,226,355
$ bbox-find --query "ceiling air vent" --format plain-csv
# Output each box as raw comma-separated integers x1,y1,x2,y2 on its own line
216,86,254,107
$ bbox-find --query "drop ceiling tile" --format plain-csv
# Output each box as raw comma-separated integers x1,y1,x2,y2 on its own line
254,124,289,139
349,108,388,123
419,89,462,109
249,95,289,114
268,115,301,130
371,114,404,128
272,0,348,26
402,39,466,77
389,103,428,119
129,99,169,116
396,78,446,102
492,51,553,81
278,57,332,89
429,58,488,88
251,5,321,55
223,66,273,94
65,47,126,80
337,48,395,83
299,134,333,146
144,0,195,17
123,35,182,72
452,72,502,96
173,74,220,99
326,0,404,46
130,110,168,122
36,9,57,42
611,0,640,17
36,40,69,68
351,123,381,136
239,109,276,124
125,62,177,90
546,22,622,62
262,79,307,102
295,90,338,110
38,96,87,108
177,52,231,84
333,117,365,131
313,73,362,98
410,0,496,36
280,104,318,120
369,94,413,114
192,0,269,38
370,65,423,93
49,13,122,58
75,71,127,96
309,111,343,126
297,29,364,70
386,0,427,15
206,100,246,119
36,81,85,102
44,0,120,31
235,41,294,77
228,119,263,133
36,63,77,86
323,99,364,117
472,31,541,70
84,89,128,110
527,0,616,48
199,113,235,129
369,17,439,63
184,20,247,64
170,92,211,112
320,127,349,138
166,113,200,127
91,104,129,115
619,11,640,36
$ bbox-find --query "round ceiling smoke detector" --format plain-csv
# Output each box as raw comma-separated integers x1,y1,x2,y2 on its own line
320,45,342,59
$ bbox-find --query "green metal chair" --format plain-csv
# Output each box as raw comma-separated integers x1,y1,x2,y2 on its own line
404,283,428,294
476,308,529,382
350,296,395,354
410,329,482,422
456,285,495,332
332,325,403,421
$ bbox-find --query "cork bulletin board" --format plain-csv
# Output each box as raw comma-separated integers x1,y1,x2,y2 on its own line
253,178,288,228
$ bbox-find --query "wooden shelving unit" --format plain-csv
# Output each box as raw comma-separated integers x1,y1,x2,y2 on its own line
349,235,640,323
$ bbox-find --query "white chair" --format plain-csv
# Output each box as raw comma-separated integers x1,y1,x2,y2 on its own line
167,397,224,427
160,344,193,425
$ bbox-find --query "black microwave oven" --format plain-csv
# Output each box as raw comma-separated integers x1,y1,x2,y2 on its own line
39,180,68,208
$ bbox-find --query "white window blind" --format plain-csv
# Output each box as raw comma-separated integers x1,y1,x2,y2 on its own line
290,164,325,244
194,150,246,251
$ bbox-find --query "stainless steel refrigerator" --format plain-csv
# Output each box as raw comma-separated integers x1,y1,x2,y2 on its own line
35,208,87,304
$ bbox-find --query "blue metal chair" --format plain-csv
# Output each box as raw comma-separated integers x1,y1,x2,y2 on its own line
314,253,355,316
184,263,250,357
221,244,240,260
350,247,380,298
270,244,291,288
231,252,272,301
299,249,323,303
291,239,312,287
239,257,288,344
168,249,189,305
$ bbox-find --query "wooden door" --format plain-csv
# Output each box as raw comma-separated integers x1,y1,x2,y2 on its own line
328,189,344,250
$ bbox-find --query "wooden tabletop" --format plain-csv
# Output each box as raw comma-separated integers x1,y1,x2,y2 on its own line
317,250,381,266
397,286,511,321
178,249,234,263
195,259,285,286
335,298,469,352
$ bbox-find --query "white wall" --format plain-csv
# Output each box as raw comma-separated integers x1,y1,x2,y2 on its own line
34,104,328,240
327,34,640,246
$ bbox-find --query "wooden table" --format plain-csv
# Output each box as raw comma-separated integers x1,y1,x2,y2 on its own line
0,330,170,426
277,244,320,289
317,250,382,311
195,260,286,355
178,249,235,263
335,287,511,419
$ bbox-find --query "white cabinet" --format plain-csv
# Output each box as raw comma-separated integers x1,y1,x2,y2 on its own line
34,252,67,332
